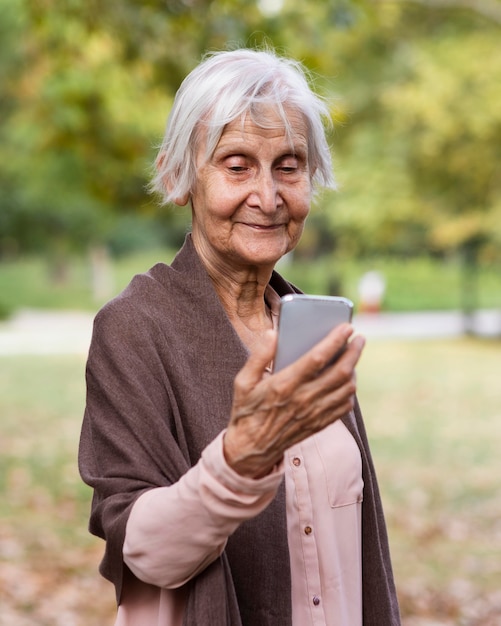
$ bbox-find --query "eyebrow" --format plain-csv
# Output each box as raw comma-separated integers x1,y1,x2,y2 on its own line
213,138,308,158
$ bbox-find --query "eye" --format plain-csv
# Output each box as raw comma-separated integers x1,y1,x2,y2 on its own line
224,155,249,174
276,156,301,175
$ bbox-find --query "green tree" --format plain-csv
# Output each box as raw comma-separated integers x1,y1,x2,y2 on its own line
1,0,500,297
284,1,501,267
0,0,283,258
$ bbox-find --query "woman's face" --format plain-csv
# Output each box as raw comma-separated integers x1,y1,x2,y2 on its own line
189,107,313,273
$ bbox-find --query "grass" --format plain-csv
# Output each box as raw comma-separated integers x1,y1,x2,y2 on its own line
0,355,116,626
1,339,501,624
357,337,501,625
1,250,500,317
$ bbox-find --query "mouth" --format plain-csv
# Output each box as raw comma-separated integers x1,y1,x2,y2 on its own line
243,222,284,231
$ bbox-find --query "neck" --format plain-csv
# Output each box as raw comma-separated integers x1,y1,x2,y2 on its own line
214,272,270,326
192,233,274,333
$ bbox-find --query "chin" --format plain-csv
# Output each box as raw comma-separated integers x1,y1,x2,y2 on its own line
245,244,288,267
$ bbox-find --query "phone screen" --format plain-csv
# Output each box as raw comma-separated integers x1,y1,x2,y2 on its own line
273,294,353,372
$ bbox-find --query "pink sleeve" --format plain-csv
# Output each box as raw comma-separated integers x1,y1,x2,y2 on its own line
123,430,284,589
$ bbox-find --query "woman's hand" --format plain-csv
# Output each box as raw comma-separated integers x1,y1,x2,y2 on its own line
223,323,366,478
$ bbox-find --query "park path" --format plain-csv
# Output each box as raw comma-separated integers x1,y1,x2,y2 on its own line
0,308,499,356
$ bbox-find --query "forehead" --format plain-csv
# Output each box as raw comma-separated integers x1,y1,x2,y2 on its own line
210,105,309,154
227,106,307,141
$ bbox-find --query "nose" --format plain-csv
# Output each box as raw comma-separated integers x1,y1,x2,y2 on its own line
247,170,283,213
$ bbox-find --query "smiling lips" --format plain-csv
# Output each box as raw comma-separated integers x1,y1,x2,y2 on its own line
241,222,284,230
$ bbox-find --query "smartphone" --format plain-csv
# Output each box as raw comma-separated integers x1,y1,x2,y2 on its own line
273,294,353,372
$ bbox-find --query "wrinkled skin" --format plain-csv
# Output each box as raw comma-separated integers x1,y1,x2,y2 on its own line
225,324,365,478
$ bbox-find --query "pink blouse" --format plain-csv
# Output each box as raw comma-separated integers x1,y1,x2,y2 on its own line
117,421,363,626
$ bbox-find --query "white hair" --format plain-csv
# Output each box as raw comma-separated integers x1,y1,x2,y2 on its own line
150,48,336,205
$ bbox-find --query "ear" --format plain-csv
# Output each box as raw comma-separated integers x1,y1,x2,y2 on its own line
156,153,190,206
169,190,190,207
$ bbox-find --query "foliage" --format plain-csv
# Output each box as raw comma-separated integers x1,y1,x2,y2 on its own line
306,2,501,261
0,0,500,272
381,30,501,257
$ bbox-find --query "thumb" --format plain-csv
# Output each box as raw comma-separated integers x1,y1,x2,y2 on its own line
237,329,277,386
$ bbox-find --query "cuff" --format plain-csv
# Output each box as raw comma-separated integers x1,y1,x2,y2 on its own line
202,430,285,496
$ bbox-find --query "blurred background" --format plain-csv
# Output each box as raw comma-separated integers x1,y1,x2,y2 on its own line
0,0,500,624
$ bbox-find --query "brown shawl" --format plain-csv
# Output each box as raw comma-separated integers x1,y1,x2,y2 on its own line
79,234,401,625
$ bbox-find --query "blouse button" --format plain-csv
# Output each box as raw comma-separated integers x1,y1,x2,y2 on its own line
304,525,312,535
313,596,321,606
292,457,301,467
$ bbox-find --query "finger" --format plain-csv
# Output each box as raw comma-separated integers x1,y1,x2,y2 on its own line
235,329,277,390
272,377,358,450
313,333,365,391
341,333,366,367
285,323,355,379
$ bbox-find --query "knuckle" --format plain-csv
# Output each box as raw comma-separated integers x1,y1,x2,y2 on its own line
273,375,291,395
309,351,326,372
233,371,248,394
345,378,357,396
273,372,299,398
336,360,354,380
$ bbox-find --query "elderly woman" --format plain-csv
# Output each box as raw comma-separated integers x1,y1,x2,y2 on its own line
79,49,400,626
